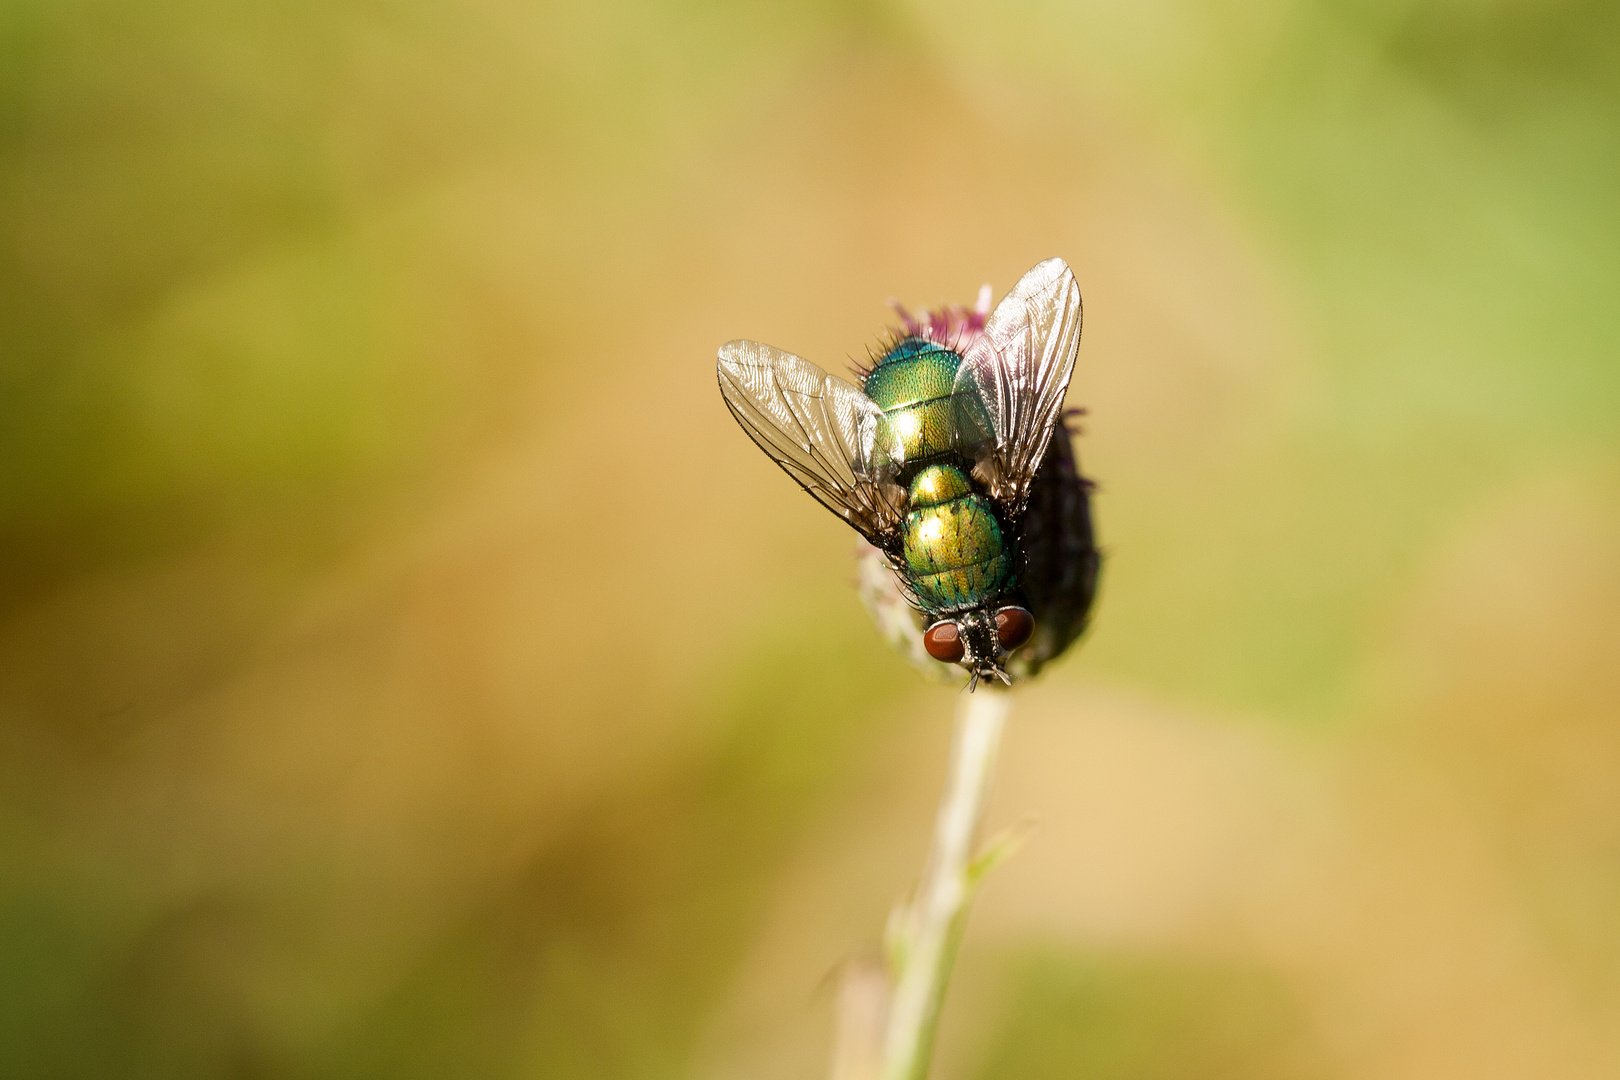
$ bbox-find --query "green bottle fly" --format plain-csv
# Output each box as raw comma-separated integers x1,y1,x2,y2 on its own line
717,258,1092,687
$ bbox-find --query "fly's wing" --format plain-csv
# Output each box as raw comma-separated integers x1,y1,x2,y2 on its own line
717,339,905,549
952,258,1082,515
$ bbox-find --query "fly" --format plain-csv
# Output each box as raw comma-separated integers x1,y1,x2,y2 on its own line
717,258,1095,689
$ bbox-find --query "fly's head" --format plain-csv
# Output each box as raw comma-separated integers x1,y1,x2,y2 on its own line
921,605,1035,691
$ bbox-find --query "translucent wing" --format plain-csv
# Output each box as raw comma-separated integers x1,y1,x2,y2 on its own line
717,339,906,548
953,258,1082,515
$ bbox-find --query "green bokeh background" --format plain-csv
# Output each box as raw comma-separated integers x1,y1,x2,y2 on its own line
3,1,1617,1076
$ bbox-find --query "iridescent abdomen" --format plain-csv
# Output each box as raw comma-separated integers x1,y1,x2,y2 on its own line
903,464,1010,612
862,337,963,463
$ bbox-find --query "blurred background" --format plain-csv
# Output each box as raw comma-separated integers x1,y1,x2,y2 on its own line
2,0,1617,1076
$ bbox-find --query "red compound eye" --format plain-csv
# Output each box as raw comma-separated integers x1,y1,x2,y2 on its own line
923,621,965,663
995,606,1034,650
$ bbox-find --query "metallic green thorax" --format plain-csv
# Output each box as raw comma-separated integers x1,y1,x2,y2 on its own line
863,338,1012,614
903,465,1010,610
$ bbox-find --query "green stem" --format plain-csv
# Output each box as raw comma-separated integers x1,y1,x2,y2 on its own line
881,688,1011,1080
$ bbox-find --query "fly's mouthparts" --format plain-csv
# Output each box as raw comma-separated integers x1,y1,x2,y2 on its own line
964,661,1012,693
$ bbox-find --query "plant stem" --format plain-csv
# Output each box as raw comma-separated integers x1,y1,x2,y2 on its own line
881,688,1011,1080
